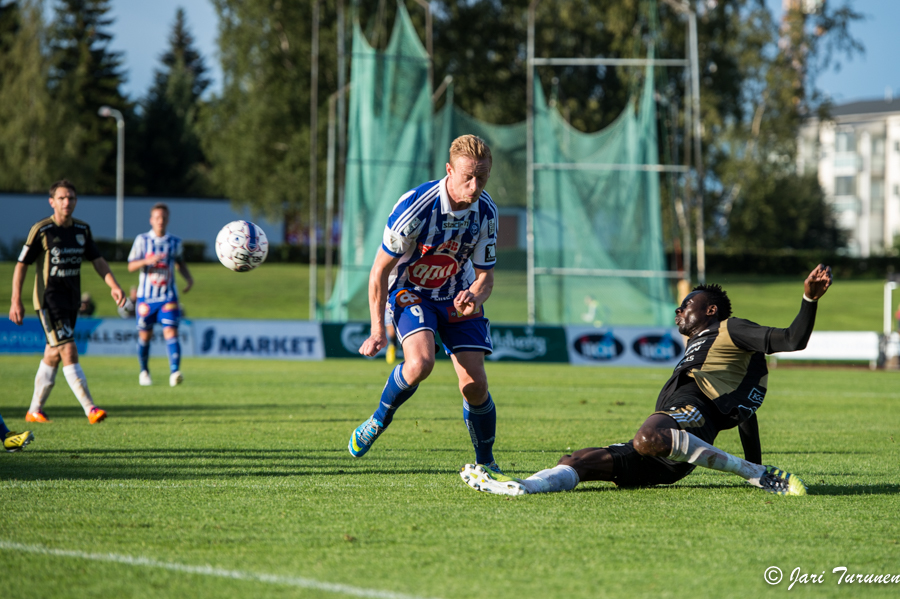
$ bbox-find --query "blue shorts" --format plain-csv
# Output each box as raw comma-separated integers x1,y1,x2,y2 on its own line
136,299,181,331
389,289,492,356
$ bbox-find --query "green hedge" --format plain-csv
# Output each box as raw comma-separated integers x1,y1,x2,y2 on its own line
94,239,207,262
699,250,898,279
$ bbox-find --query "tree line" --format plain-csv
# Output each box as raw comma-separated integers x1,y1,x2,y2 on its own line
0,0,862,252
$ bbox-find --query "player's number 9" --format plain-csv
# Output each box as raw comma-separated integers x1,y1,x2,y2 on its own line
410,305,424,323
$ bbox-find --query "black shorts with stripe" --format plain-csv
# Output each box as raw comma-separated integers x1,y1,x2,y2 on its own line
607,387,726,488
38,306,78,347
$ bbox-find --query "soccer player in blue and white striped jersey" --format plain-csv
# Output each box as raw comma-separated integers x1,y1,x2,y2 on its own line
350,135,513,481
127,203,194,387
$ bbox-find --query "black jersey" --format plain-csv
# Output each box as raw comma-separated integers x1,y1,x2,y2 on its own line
18,217,102,311
656,299,819,425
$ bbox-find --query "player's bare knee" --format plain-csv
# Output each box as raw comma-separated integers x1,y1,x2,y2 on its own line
633,425,671,457
558,454,577,467
460,379,488,404
403,356,434,384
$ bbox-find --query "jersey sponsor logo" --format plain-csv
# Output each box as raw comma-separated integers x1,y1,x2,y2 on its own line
137,302,151,317
51,246,83,255
748,387,765,404
385,230,404,253
163,302,179,312
407,254,460,289
446,305,483,323
485,243,496,262
395,290,422,308
49,266,80,277
632,334,682,362
442,219,468,230
401,217,421,236
417,243,435,255
50,255,82,265
437,239,460,253
487,219,495,236
573,332,624,361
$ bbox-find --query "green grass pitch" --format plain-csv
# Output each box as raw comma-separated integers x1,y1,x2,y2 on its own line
1,355,898,598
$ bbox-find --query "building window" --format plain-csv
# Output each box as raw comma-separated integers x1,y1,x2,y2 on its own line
872,137,885,174
835,176,856,196
836,131,855,153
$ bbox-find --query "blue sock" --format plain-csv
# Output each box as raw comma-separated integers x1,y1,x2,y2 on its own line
0,414,9,437
166,337,181,373
372,364,418,427
464,394,496,465
138,338,150,372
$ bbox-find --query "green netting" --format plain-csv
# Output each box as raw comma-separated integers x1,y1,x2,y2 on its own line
325,2,432,321
531,58,672,325
326,3,674,325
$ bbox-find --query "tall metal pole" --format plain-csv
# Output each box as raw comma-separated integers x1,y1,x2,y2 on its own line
309,0,320,321
325,91,338,302
98,106,124,242
688,9,705,284
526,0,538,326
336,0,347,269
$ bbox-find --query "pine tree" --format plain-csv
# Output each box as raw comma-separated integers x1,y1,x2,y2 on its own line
0,0,53,192
138,7,212,195
46,0,129,193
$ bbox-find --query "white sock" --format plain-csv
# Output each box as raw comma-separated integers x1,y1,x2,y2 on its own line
520,465,580,494
669,429,765,485
30,360,58,413
62,364,95,415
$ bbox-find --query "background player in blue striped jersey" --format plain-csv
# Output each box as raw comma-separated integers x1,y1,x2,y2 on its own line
127,203,194,387
351,135,512,478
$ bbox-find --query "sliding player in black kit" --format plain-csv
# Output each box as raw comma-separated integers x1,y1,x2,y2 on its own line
461,264,832,497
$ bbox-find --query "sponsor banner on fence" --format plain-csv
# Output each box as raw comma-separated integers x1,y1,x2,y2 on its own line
322,322,568,362
322,322,375,358
321,322,436,359
0,317,193,356
487,325,568,362
193,319,324,360
565,326,684,367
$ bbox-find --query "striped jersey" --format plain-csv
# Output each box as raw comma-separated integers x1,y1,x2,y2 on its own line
128,231,184,303
381,176,498,301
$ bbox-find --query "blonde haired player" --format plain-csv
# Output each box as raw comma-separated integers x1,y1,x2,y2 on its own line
350,135,509,478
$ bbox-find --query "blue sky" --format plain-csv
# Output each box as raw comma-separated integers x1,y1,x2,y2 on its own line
98,0,897,104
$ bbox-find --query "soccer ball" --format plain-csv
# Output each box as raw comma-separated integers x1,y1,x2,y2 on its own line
215,220,269,272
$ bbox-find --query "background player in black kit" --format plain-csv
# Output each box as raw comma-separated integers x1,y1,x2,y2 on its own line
462,264,832,497
9,179,126,425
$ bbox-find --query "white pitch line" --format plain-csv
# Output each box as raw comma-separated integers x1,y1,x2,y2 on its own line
0,541,439,599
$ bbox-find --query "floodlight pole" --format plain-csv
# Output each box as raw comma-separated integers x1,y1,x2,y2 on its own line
310,0,320,321
526,0,538,325
688,9,705,284
98,106,124,242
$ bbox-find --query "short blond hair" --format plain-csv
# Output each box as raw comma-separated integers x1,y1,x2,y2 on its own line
449,134,492,167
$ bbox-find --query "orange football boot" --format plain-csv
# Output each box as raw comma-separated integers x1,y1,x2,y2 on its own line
25,411,51,423
88,407,107,424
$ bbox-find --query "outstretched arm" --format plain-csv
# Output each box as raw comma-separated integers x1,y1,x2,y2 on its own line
803,263,832,301
766,264,832,353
